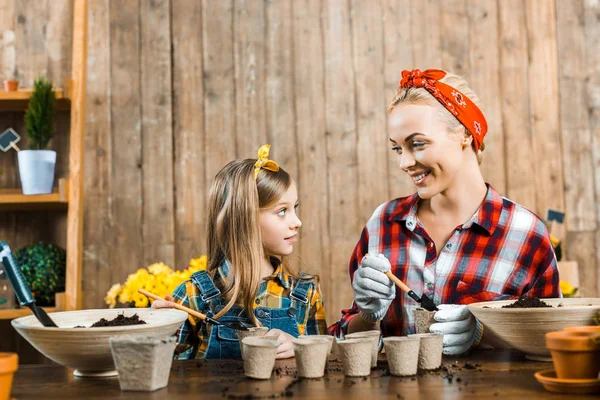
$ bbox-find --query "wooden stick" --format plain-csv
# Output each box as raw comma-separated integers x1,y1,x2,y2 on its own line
384,271,412,294
9,141,20,152
138,289,208,321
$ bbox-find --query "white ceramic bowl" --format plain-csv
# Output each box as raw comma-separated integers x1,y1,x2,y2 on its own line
468,298,600,360
11,308,187,377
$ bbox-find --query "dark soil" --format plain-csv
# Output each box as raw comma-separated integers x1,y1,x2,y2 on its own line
501,297,552,308
87,313,147,327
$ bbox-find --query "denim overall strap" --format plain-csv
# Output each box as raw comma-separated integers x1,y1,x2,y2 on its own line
190,271,221,312
288,276,313,328
290,277,311,306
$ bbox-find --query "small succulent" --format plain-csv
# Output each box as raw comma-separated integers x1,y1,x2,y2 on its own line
16,242,66,306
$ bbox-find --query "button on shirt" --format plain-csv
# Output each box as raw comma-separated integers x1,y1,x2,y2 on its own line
328,184,561,338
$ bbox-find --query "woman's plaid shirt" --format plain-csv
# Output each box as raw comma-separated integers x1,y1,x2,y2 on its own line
329,185,561,338
173,262,328,359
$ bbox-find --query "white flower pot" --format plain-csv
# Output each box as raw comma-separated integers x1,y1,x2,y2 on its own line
17,150,56,195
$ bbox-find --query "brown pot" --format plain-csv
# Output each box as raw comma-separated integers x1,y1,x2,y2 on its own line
564,326,600,334
546,330,600,379
3,80,18,91
0,352,18,400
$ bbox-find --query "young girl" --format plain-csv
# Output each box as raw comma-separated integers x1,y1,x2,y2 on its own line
329,69,560,355
153,145,327,359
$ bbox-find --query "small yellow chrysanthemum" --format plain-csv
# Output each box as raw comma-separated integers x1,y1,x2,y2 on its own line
105,256,205,308
559,280,577,297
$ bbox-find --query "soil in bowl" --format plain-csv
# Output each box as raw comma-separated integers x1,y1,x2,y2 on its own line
502,297,552,308
75,313,148,328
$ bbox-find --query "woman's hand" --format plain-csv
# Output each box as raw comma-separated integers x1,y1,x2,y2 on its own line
266,329,295,359
151,294,177,309
429,304,483,355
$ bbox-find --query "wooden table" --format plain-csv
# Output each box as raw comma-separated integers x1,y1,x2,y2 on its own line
11,349,598,399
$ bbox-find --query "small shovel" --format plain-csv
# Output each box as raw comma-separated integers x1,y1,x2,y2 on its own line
0,242,58,327
384,271,439,312
138,289,252,331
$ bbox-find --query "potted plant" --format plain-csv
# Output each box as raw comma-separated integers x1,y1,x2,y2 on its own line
15,242,66,306
18,77,56,195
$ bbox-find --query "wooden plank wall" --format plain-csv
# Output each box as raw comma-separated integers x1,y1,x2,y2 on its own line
0,0,599,328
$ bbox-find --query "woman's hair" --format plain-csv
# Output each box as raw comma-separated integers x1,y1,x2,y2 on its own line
206,158,301,326
387,71,486,164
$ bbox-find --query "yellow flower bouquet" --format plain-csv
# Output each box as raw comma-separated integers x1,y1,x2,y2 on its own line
104,256,207,308
559,280,578,298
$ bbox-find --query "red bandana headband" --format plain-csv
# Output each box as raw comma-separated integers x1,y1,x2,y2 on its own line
399,69,488,151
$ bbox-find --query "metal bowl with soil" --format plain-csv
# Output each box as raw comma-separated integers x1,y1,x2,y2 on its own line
468,298,600,361
11,308,187,377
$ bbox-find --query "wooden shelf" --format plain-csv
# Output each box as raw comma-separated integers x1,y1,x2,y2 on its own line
0,178,69,211
0,85,71,111
0,307,57,320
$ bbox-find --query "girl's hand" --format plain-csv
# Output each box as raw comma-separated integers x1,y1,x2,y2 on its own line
266,329,295,359
151,294,176,309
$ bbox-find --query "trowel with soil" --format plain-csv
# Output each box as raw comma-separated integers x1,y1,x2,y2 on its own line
0,241,58,327
384,272,439,312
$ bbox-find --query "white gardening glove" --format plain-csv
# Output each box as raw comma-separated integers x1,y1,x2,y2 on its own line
352,254,396,323
429,304,483,355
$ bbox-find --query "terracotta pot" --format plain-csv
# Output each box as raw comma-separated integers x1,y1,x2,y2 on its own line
3,80,18,91
546,330,600,379
564,326,600,334
0,352,18,400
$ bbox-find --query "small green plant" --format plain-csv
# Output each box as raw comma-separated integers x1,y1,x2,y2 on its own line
16,242,66,306
24,77,56,150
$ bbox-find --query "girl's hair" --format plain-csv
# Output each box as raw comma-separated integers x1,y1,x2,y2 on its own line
387,71,486,164
206,158,302,326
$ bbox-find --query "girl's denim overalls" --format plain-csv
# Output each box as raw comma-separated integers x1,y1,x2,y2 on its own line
190,270,313,359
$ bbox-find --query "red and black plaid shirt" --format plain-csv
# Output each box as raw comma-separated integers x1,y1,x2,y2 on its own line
329,184,561,337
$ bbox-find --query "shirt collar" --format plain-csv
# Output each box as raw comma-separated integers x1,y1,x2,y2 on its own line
216,258,292,289
461,184,503,235
389,184,502,235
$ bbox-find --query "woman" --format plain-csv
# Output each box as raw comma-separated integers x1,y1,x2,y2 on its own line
328,69,560,355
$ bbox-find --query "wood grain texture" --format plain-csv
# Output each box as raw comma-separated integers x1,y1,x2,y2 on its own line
292,0,330,302
233,0,267,154
172,0,206,267
350,0,390,225
83,0,111,310
525,0,565,224
556,0,596,232
468,0,506,194
108,0,143,287
12,350,599,397
499,0,537,212
382,0,416,199
323,0,360,318
140,0,175,267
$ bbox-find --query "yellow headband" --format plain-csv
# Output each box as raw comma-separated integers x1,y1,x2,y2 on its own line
254,144,279,179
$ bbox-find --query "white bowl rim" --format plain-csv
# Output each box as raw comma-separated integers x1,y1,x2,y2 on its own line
10,308,188,332
468,297,600,312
